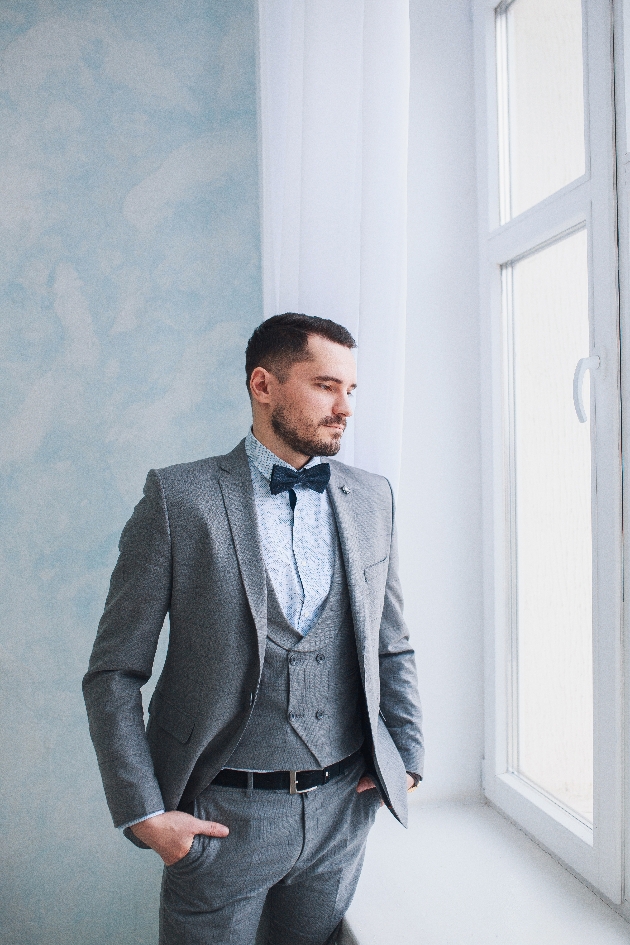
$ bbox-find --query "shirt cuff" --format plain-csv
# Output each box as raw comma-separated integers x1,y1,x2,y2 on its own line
118,809,165,830
406,772,423,787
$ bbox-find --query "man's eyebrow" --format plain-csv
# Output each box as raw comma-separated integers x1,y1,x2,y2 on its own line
314,375,357,390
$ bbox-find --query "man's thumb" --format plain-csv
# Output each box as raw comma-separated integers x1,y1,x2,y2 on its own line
194,817,229,838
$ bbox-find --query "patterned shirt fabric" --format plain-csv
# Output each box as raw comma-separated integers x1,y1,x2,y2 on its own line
245,430,336,636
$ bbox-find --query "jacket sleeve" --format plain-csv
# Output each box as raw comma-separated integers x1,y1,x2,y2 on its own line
377,487,425,778
82,469,172,828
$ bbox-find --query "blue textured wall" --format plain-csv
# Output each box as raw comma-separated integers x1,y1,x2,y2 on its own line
0,2,261,941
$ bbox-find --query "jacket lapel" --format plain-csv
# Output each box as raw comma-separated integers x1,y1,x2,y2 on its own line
217,440,268,669
327,463,369,672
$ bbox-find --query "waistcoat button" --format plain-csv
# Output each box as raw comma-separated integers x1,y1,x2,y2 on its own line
316,653,325,663
289,656,297,665
315,709,325,720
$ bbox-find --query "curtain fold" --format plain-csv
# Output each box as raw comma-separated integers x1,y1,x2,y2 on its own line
258,0,409,490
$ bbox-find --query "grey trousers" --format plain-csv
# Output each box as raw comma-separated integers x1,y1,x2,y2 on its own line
159,759,380,945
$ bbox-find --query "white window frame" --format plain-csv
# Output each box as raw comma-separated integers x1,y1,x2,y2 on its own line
474,0,623,902
616,0,630,920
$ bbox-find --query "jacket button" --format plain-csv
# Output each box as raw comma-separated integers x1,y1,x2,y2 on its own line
316,653,325,663
289,656,297,665
315,709,325,720
289,711,296,720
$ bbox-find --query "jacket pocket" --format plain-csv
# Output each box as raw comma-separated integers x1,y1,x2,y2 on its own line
363,556,389,583
151,692,195,745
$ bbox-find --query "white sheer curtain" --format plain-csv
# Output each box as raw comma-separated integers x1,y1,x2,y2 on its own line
258,0,410,489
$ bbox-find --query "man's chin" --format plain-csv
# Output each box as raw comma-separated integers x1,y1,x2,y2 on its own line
317,434,343,457
270,409,345,457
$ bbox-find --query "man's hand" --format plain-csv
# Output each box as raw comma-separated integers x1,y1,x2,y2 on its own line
356,773,415,801
131,811,229,866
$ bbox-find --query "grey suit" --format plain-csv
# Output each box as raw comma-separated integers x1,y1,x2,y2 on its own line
83,439,424,940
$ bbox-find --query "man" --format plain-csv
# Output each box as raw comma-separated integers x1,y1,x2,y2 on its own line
84,313,424,945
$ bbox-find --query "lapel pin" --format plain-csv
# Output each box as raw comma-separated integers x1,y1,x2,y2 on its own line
340,485,350,495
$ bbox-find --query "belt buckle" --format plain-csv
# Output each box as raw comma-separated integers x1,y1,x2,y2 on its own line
289,770,318,795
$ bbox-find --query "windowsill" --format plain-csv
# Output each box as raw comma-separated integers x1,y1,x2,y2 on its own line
342,799,630,945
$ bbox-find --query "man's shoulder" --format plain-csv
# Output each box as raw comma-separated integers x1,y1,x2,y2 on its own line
328,459,392,500
152,440,246,489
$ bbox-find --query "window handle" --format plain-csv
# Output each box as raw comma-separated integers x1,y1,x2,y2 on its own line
573,356,599,423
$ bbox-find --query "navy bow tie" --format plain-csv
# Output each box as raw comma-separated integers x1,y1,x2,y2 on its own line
270,463,331,510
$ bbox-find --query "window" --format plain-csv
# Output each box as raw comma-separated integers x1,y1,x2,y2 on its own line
506,227,594,826
617,0,630,914
496,0,586,221
475,0,623,902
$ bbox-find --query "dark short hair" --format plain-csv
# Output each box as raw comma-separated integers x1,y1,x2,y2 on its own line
245,313,356,393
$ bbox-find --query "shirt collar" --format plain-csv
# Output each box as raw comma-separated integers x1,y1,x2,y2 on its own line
245,429,320,483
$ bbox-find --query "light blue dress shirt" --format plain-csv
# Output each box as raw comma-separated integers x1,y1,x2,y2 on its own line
244,429,336,636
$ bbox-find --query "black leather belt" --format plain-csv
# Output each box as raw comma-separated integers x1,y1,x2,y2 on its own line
211,749,364,794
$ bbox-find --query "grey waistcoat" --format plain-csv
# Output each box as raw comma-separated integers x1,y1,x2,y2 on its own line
227,544,365,771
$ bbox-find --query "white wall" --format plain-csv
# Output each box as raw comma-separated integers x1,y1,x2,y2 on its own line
398,0,483,802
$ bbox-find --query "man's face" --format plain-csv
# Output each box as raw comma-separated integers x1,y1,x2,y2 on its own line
269,334,357,457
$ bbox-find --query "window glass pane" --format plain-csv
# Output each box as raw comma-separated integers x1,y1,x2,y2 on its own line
509,228,593,822
498,0,585,220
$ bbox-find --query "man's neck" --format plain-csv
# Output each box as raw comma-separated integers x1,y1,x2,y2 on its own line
250,423,311,470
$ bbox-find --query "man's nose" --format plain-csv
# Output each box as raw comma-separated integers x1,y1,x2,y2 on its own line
334,393,354,418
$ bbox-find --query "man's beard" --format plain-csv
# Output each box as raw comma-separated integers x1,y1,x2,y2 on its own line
271,404,346,457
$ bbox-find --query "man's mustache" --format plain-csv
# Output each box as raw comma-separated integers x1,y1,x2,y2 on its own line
319,416,347,430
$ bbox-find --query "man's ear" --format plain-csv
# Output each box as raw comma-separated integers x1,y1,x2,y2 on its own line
249,366,273,404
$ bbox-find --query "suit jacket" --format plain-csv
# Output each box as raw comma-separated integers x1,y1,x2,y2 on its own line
83,440,424,831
